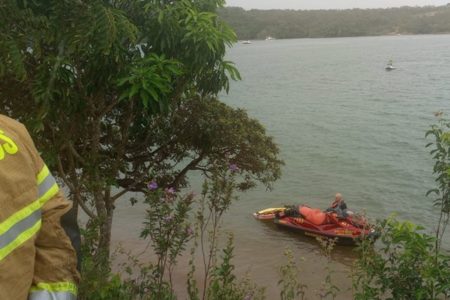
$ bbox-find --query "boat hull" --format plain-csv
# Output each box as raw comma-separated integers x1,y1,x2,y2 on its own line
274,217,369,246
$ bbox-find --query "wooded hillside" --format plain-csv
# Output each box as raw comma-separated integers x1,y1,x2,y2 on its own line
218,5,450,39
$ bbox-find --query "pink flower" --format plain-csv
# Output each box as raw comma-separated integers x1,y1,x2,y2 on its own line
229,164,239,172
147,181,158,190
165,187,176,195
185,226,193,236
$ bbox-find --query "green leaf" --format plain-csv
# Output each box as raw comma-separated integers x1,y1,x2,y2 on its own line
158,10,164,24
140,89,149,108
118,90,129,101
147,87,160,101
129,84,139,98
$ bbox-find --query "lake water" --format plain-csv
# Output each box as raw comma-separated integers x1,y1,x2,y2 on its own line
113,35,450,299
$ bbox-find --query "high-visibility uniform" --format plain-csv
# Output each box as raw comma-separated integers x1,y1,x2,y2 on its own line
0,115,79,299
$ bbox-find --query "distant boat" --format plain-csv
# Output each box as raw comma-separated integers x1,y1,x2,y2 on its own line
265,36,275,41
385,60,396,71
242,40,252,44
385,65,396,71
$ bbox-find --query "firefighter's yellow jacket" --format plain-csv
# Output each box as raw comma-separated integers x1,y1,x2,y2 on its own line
0,115,79,299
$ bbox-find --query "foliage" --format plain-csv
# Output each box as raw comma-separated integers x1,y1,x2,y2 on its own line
78,168,264,300
134,96,283,192
208,234,265,300
79,233,177,300
78,221,138,300
78,271,135,300
278,249,307,300
79,186,195,300
352,217,450,300
1,2,283,297
316,238,340,300
192,167,238,300
185,167,265,300
351,117,450,300
0,0,285,263
140,185,195,298
426,116,450,252
218,5,450,40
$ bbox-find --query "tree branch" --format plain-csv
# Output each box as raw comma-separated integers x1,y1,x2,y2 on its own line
56,154,75,191
170,153,204,188
77,194,97,219
57,154,96,219
111,188,129,202
69,141,87,166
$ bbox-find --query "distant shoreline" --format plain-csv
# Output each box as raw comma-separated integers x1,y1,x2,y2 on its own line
237,32,450,42
219,5,450,41
225,5,449,12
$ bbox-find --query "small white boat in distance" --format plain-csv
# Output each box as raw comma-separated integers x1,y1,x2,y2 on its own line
265,36,275,40
242,40,252,44
385,60,396,71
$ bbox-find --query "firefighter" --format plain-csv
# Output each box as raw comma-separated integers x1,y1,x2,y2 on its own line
0,115,80,299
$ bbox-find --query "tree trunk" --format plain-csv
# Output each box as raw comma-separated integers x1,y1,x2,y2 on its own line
93,188,114,262
97,209,114,259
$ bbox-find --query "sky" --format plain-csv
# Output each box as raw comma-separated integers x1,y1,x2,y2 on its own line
225,0,450,10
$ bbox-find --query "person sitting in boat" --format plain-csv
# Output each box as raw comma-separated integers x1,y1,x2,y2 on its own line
325,193,348,219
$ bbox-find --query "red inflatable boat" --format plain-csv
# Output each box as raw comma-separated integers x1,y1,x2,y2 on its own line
253,205,378,245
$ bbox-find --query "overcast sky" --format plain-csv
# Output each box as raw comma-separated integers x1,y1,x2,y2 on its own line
226,0,449,10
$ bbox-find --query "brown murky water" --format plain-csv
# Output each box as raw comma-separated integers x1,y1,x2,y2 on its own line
110,35,450,299
112,200,358,299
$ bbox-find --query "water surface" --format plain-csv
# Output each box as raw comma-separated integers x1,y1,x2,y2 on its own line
114,35,450,299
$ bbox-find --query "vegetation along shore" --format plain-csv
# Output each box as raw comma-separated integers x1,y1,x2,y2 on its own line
1,0,449,299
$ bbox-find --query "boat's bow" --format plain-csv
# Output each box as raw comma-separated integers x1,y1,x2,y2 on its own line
253,207,286,220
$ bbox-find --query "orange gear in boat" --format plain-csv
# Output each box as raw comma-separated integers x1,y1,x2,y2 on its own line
299,206,327,225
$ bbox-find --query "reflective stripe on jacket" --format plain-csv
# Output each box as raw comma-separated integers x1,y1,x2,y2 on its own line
0,115,79,300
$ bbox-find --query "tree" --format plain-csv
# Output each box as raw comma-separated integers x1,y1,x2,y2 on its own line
353,218,450,300
0,0,282,263
0,0,238,257
147,96,282,190
426,116,450,253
